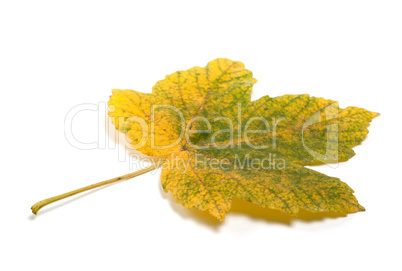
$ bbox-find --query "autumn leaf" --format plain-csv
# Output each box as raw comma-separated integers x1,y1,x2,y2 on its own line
106,58,378,221
31,58,378,222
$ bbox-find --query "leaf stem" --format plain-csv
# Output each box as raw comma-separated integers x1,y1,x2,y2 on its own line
31,160,165,215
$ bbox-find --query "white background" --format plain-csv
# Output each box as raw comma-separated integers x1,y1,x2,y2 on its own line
1,1,401,270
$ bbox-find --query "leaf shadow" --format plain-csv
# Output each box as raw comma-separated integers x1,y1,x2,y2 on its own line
228,198,348,224
159,183,348,228
158,183,222,230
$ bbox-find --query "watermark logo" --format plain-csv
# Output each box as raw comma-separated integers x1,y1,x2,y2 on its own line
302,102,339,168
64,101,340,171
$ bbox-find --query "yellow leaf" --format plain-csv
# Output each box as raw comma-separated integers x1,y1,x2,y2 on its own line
108,58,378,221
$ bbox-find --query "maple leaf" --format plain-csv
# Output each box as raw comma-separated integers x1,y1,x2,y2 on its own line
31,58,378,222
106,58,378,221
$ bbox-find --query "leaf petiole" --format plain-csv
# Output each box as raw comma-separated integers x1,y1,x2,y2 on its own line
31,160,165,215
